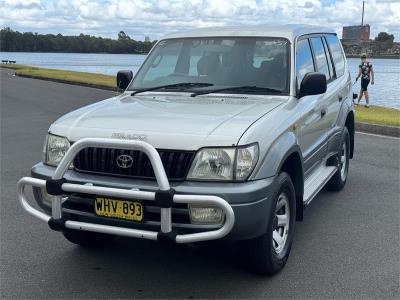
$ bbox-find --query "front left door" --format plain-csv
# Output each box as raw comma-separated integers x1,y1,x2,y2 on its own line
296,37,327,174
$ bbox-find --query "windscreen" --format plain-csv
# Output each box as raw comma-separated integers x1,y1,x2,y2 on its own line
129,37,290,95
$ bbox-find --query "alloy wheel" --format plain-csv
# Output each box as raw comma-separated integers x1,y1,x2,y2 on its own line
272,193,290,254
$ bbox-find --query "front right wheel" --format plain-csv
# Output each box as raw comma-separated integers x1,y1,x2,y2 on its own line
240,172,296,275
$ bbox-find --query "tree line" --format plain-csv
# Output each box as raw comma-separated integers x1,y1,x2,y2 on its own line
0,28,157,54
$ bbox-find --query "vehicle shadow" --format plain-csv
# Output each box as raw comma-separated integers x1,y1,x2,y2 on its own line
63,237,270,298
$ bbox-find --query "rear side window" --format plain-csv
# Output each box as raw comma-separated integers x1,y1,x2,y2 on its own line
310,37,331,80
296,39,315,88
325,34,345,77
322,37,335,79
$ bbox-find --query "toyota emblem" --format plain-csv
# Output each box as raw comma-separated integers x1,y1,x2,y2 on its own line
116,154,134,168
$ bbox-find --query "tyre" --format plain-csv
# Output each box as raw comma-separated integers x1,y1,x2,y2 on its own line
63,229,115,247
240,172,296,275
327,127,350,191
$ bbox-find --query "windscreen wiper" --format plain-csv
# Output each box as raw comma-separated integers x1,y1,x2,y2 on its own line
190,85,283,97
131,82,213,96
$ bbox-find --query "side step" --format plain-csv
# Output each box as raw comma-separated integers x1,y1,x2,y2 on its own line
303,164,337,206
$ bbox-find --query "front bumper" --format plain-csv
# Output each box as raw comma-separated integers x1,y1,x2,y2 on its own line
19,138,275,242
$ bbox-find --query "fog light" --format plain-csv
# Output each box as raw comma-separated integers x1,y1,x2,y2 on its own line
41,188,55,206
189,205,224,224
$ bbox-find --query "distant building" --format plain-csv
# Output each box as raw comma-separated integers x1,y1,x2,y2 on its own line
145,36,150,42
342,25,370,45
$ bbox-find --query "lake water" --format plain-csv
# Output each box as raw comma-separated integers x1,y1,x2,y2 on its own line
1,52,399,109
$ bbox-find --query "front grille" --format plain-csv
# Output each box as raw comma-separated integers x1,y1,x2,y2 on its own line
73,147,195,181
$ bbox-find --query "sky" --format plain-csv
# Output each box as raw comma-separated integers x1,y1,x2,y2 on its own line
0,0,399,41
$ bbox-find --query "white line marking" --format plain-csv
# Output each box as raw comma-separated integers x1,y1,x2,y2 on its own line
356,131,399,140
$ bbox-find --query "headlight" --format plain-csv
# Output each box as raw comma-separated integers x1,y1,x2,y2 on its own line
187,144,258,181
187,148,235,180
43,133,70,166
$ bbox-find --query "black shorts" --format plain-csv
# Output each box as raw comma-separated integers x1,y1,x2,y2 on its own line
361,78,370,91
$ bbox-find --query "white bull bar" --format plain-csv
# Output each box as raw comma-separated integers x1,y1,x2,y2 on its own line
17,138,235,243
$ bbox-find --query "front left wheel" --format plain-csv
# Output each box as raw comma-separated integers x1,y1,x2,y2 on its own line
239,172,296,275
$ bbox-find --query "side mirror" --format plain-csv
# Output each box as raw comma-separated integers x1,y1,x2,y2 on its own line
116,70,133,90
353,93,358,100
299,72,327,97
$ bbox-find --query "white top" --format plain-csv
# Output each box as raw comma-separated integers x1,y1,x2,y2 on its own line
161,24,336,41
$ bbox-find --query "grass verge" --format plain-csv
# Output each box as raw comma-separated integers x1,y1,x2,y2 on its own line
1,64,399,127
1,64,115,89
354,105,400,127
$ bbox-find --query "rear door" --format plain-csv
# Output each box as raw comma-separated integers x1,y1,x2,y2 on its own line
324,34,350,139
309,36,338,141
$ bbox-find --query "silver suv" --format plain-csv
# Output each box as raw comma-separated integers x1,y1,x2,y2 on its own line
18,24,355,275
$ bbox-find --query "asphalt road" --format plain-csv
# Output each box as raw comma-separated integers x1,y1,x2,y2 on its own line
1,68,399,299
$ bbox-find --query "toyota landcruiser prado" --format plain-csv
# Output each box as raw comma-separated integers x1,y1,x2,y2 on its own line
18,25,355,275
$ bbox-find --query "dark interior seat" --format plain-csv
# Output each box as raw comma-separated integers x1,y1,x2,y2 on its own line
197,54,220,78
268,53,286,89
252,53,286,89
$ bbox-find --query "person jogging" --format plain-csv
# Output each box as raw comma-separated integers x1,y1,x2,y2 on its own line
354,53,374,108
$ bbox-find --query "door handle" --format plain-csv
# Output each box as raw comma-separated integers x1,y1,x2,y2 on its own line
338,95,343,102
321,109,326,118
